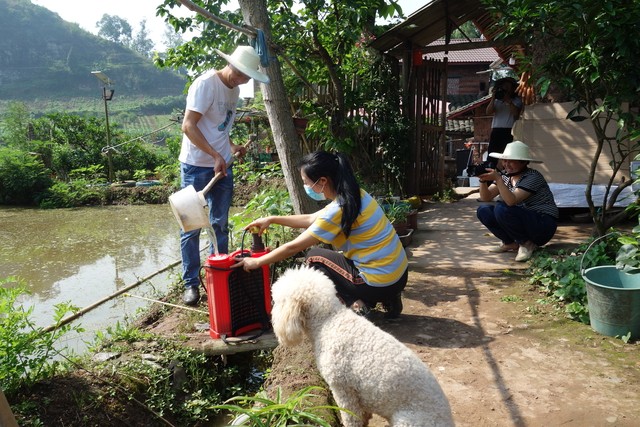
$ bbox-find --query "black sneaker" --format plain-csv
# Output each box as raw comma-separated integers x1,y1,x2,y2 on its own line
383,293,403,319
183,286,200,306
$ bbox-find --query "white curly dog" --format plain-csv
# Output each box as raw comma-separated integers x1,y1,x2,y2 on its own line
270,265,454,427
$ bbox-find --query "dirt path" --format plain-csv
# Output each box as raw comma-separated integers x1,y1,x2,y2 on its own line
363,194,640,427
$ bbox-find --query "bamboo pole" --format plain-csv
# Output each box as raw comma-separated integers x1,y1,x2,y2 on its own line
123,293,208,315
41,259,182,334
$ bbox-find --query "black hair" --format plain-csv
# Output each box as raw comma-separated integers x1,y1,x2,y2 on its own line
298,151,361,238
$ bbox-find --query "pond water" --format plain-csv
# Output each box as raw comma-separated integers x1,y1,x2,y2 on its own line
0,204,192,353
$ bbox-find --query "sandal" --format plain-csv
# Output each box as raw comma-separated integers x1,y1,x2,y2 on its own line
351,299,372,318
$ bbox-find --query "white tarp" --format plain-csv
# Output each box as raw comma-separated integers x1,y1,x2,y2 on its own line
549,183,636,208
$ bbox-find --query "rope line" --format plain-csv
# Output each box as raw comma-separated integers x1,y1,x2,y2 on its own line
101,119,180,153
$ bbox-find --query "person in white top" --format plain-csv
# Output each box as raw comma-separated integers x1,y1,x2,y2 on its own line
485,77,524,169
179,45,269,306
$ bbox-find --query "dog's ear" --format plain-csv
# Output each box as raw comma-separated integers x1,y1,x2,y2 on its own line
272,293,308,347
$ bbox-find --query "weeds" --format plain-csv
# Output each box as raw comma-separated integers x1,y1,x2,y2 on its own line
527,237,617,323
212,386,347,426
0,278,83,396
431,187,459,202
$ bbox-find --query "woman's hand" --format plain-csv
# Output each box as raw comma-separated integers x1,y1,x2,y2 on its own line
479,168,500,183
245,217,272,235
231,256,261,272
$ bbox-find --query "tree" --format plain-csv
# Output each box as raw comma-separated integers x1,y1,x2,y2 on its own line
451,21,481,39
1,101,31,149
96,14,133,46
483,0,640,235
131,20,155,57
156,0,406,211
162,23,184,50
266,0,401,148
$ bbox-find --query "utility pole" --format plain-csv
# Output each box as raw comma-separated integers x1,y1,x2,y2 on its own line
91,71,115,183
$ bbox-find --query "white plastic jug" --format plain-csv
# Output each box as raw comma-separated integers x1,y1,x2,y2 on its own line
169,171,224,232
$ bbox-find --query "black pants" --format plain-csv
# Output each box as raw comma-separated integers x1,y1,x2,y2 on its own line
487,127,514,167
305,247,408,307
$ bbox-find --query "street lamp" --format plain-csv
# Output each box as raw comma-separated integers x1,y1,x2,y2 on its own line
91,70,115,183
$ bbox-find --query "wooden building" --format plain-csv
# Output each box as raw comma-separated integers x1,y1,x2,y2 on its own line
371,0,633,200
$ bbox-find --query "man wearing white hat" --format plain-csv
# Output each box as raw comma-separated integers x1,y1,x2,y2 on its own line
179,45,269,305
476,141,558,262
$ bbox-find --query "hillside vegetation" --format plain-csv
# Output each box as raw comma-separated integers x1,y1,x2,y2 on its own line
0,0,187,100
0,0,190,135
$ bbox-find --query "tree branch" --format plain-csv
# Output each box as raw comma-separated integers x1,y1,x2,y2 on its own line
173,0,319,98
174,0,254,37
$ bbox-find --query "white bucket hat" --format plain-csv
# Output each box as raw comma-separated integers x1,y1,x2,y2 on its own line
489,141,542,163
214,46,270,83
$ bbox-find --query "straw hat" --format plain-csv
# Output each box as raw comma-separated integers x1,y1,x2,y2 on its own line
489,141,542,163
214,46,270,83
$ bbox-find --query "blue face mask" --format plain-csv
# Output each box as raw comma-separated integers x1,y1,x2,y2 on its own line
304,179,326,201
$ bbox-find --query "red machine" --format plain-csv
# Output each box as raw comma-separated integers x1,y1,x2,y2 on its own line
202,232,272,340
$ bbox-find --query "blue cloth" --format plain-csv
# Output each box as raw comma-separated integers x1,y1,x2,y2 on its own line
179,163,234,288
252,29,270,67
477,201,557,247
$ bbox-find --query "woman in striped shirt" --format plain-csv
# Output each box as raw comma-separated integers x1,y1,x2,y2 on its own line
232,151,408,318
476,141,558,262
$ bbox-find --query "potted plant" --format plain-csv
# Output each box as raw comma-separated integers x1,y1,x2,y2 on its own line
382,201,414,245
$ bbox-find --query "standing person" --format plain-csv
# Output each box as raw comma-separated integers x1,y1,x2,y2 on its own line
485,77,524,169
232,151,409,319
180,45,269,306
476,141,558,262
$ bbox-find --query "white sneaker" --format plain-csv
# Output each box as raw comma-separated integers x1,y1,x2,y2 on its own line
515,242,538,262
489,243,518,253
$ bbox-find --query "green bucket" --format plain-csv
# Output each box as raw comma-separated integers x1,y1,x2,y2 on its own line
582,266,640,339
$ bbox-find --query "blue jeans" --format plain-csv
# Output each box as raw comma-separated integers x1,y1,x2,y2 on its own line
180,163,233,289
476,202,557,247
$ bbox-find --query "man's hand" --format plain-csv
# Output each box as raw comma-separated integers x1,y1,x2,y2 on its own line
231,142,248,159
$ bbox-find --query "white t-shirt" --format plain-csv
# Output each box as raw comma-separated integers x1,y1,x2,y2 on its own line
491,97,523,129
178,70,240,167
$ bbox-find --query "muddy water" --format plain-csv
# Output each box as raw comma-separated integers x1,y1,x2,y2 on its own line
0,204,190,353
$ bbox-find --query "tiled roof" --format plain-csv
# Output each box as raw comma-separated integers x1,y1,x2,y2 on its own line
447,94,482,110
446,118,474,134
425,38,500,63
447,94,492,119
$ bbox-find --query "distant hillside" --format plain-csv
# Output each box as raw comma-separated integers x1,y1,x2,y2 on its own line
0,0,187,100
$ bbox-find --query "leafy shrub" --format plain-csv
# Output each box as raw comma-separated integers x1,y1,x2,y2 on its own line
38,180,108,208
154,163,179,186
528,237,617,322
69,164,107,183
0,147,52,205
0,278,83,397
230,187,298,273
234,161,284,185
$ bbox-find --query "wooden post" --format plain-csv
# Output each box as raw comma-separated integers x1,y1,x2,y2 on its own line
0,389,19,427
